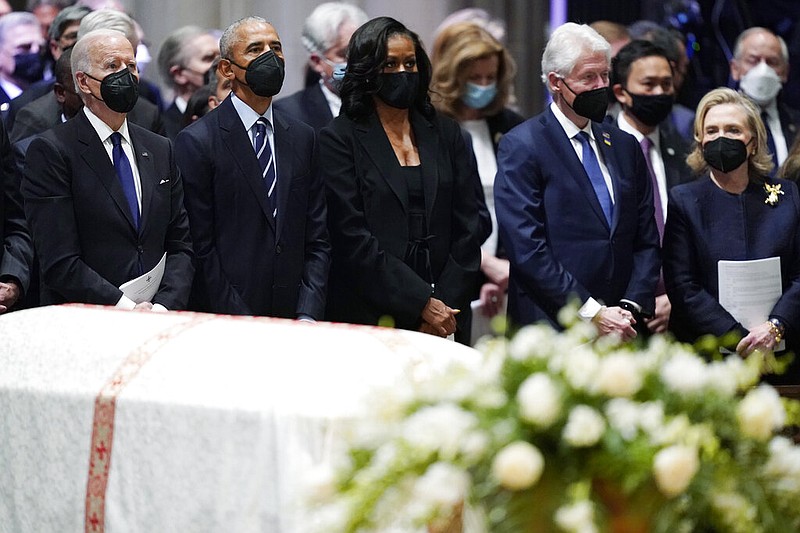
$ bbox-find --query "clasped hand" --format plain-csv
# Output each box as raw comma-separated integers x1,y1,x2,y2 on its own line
593,305,637,341
419,297,459,337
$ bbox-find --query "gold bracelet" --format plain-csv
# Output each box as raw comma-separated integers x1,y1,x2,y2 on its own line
768,319,784,344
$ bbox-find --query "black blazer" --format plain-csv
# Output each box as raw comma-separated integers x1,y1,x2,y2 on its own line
659,118,694,190
174,95,330,319
21,110,194,308
0,118,32,298
273,84,334,132
320,109,481,330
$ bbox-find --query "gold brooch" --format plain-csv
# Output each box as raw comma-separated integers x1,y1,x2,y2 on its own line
764,183,784,206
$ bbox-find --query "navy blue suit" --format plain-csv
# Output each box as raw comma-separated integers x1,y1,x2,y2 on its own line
175,95,330,319
664,177,800,346
21,111,194,307
494,107,660,327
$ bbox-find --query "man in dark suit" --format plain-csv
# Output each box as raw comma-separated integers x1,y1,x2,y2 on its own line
495,22,660,338
610,40,693,334
21,29,193,309
273,2,366,132
731,27,800,173
175,17,329,319
0,12,45,116
0,118,32,313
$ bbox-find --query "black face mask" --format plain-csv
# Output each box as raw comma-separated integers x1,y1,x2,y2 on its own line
376,72,419,109
86,68,139,113
625,91,673,127
703,137,749,173
13,51,44,85
230,50,285,97
561,79,609,122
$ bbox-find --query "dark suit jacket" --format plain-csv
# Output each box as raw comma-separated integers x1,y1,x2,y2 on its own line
778,99,800,151
664,177,800,343
494,107,661,327
174,95,330,319
659,118,694,190
274,83,334,132
0,119,32,298
21,110,194,307
320,110,481,331
162,101,183,141
10,92,163,142
5,78,52,133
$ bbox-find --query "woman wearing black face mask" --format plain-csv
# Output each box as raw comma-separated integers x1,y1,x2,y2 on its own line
663,88,800,385
319,16,481,341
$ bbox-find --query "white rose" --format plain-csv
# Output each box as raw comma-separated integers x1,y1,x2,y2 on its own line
593,353,643,397
561,347,600,391
509,325,555,360
563,405,606,447
414,462,470,509
491,441,544,490
737,385,786,441
705,360,738,397
554,500,598,533
605,398,640,441
517,373,562,427
401,403,478,458
660,350,708,394
653,445,700,498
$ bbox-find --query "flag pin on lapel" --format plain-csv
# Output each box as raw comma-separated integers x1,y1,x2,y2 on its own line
602,132,611,146
142,151,149,158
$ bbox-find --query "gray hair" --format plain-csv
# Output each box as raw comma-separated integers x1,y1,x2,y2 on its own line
0,11,40,46
219,16,268,60
733,27,789,65
301,2,367,55
540,22,610,94
48,5,92,42
78,8,138,49
157,25,212,88
71,28,127,99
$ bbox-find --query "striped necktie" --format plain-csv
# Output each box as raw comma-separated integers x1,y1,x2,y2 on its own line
254,118,277,218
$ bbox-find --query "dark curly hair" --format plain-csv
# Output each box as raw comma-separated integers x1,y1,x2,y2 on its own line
339,16,434,120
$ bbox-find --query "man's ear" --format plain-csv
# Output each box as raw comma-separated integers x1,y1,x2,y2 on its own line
546,72,561,95
730,59,742,82
54,82,66,104
218,58,235,81
308,53,325,75
612,83,626,104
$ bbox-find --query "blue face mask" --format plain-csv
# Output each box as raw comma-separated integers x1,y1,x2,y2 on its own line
462,81,497,110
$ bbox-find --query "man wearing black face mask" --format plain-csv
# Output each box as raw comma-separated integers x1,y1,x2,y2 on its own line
610,40,693,335
0,12,45,116
495,23,660,339
175,17,330,320
21,29,194,310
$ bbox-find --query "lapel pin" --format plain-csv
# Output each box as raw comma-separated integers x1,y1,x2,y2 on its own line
667,147,675,156
602,132,611,146
142,151,149,158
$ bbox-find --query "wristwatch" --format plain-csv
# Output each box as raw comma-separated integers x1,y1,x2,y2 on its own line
768,317,785,343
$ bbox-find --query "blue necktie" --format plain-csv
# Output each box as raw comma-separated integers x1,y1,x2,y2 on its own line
575,131,613,225
253,118,277,218
110,132,139,230
761,110,779,176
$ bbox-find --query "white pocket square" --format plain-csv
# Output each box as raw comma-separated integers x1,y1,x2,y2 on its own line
159,179,170,185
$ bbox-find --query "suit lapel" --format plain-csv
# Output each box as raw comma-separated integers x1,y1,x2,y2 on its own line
130,126,154,235
541,110,609,229
355,113,408,212
273,111,293,239
219,98,276,232
592,122,620,232
412,112,439,222
77,113,138,232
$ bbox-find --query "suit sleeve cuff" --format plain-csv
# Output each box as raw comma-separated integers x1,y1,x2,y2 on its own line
152,303,169,312
578,297,603,321
116,294,136,310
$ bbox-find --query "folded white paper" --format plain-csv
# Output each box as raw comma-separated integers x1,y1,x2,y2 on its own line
119,252,167,304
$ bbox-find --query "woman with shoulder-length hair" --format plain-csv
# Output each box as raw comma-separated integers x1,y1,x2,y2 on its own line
431,22,525,341
319,16,482,340
664,87,800,383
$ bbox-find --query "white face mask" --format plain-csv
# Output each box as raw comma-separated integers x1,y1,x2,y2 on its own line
739,60,782,105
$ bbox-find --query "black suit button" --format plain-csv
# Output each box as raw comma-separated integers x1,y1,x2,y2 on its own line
137,245,144,254
276,244,282,254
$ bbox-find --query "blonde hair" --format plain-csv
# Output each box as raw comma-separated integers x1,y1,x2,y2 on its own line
687,87,774,178
430,22,515,118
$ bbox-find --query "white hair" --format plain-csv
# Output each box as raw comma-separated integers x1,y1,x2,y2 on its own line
78,9,138,49
300,2,367,55
733,27,789,64
540,22,610,94
71,28,128,100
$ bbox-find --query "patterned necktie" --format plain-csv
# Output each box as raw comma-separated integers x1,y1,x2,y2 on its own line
575,131,613,225
761,110,779,175
640,136,664,241
253,118,277,218
110,132,139,230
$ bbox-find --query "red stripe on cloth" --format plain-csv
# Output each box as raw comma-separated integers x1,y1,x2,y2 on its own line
84,315,215,533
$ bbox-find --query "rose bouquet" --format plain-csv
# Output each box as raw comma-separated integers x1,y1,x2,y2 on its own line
308,307,800,533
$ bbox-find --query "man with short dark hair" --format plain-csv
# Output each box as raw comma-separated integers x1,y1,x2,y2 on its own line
0,12,45,113
175,17,329,319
